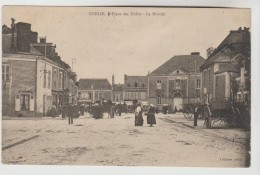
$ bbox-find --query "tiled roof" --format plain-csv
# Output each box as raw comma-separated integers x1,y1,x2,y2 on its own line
124,76,148,87
215,64,240,74
200,29,250,70
78,79,112,90
112,84,124,91
150,55,205,76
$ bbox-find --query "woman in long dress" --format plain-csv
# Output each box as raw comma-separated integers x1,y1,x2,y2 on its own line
135,103,143,126
147,104,156,127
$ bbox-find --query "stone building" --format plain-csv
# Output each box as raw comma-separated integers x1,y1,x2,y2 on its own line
78,79,112,103
123,75,148,105
2,20,78,117
111,75,124,102
148,52,205,110
200,27,250,104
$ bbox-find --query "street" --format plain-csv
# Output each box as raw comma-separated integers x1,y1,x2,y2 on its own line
2,113,250,167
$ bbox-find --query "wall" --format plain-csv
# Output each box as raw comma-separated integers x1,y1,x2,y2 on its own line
2,55,37,116
36,58,53,116
148,76,167,98
94,90,112,101
215,74,226,100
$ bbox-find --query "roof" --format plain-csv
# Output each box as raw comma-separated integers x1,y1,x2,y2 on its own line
124,75,148,87
215,64,240,74
150,55,205,76
112,84,124,91
200,28,250,70
78,79,112,90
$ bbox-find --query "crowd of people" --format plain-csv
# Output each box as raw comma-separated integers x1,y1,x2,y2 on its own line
53,100,157,127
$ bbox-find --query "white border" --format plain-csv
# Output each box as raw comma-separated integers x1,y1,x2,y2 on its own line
1,1,260,175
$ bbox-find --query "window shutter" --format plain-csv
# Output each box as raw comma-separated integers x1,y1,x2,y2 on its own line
30,95,35,111
15,94,20,111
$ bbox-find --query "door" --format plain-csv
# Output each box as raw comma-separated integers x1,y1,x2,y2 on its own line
173,97,183,111
173,93,183,111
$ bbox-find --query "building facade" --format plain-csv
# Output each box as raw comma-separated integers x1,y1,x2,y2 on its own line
78,79,112,103
111,75,124,102
148,53,205,110
2,20,78,117
123,75,148,104
200,27,250,104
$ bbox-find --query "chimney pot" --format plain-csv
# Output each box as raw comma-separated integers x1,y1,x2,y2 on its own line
191,52,200,56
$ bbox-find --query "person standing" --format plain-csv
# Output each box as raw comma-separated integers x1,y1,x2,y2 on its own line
147,104,156,127
135,102,143,126
118,102,122,117
67,103,74,125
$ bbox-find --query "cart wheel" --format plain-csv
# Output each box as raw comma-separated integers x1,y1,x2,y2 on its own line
183,105,193,119
203,105,211,128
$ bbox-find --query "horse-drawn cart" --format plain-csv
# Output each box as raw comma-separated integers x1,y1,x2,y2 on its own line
202,98,250,128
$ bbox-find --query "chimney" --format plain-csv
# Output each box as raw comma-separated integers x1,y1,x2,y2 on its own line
16,22,32,52
40,37,46,43
191,52,200,56
206,47,215,58
112,74,115,85
10,18,17,53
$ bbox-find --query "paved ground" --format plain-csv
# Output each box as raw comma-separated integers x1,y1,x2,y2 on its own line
2,113,250,167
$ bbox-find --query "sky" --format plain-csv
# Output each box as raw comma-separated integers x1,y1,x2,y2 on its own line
2,6,250,84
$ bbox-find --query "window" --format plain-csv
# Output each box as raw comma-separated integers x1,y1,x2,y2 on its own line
59,72,63,89
176,79,181,89
2,64,10,81
43,71,46,88
115,94,121,101
127,83,131,87
209,68,211,83
98,92,103,100
157,80,162,89
48,71,51,89
134,82,139,87
196,79,201,89
204,70,207,86
177,70,179,73
141,83,145,88
215,76,218,87
157,95,161,105
20,94,30,111
54,70,57,89
141,92,146,100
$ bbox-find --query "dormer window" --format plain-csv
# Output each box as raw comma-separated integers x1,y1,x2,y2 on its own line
134,82,139,87
141,83,145,88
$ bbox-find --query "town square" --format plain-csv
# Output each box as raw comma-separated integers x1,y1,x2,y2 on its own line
1,6,252,168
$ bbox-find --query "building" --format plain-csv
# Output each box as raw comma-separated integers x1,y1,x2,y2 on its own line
123,75,148,105
200,27,250,104
78,78,112,103
148,52,205,110
2,19,78,117
111,75,124,102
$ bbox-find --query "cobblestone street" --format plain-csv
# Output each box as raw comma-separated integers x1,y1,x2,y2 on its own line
2,113,250,167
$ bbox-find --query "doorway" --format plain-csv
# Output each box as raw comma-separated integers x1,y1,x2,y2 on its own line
173,93,183,111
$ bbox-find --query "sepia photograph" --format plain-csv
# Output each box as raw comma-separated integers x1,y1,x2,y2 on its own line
1,4,255,171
